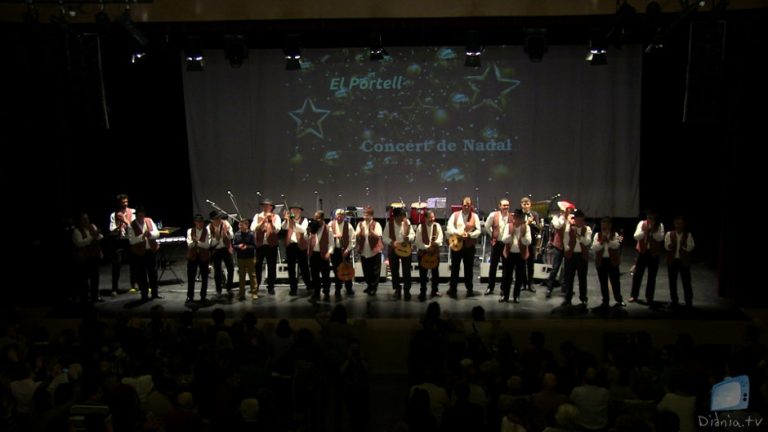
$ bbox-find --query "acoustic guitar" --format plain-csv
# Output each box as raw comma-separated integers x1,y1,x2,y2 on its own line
336,260,355,282
448,234,463,252
394,242,413,258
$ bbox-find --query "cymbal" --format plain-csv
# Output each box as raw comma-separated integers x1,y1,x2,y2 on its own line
390,202,405,208
411,201,428,209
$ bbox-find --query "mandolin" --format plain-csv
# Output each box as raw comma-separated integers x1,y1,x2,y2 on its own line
448,234,463,252
336,261,355,281
419,250,439,269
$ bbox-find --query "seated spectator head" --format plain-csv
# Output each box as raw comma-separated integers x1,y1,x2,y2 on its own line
554,403,580,429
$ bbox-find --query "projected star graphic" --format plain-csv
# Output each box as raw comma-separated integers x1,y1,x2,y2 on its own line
289,98,331,139
465,64,521,112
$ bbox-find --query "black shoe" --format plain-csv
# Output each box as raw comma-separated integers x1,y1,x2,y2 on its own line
546,290,553,298
346,289,355,296
185,298,194,304
615,301,627,307
418,293,427,302
322,294,330,302
562,300,572,306
392,291,402,300
152,295,164,300
484,288,494,295
511,298,520,303
289,289,298,296
446,289,457,298
268,288,275,295
466,290,475,298
404,292,412,301
498,297,509,303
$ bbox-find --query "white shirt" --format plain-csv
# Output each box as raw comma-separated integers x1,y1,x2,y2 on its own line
282,216,308,244
72,224,103,247
383,220,415,245
564,224,593,253
664,231,695,259
415,223,444,250
633,220,665,242
250,212,282,235
446,211,482,238
109,207,135,232
592,231,621,258
356,220,382,258
209,221,234,250
485,211,508,239
127,218,159,249
329,219,356,252
501,223,532,253
186,226,212,249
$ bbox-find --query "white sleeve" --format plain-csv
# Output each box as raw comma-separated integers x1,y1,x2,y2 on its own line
468,213,481,239
633,221,645,240
382,222,393,245
446,213,459,235
685,232,695,252
652,223,665,242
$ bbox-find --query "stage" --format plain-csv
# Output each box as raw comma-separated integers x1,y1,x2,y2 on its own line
71,244,739,322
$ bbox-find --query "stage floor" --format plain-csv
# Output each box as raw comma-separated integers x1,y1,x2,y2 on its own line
75,250,740,321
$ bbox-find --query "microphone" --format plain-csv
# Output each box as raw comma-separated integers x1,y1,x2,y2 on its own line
314,191,319,195
206,199,216,206
227,190,233,196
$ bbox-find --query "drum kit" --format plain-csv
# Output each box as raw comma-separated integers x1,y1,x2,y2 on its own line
388,200,430,225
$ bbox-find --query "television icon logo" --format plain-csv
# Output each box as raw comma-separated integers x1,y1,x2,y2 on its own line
711,375,749,411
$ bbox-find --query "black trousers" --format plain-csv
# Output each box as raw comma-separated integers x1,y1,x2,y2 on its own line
524,243,536,286
389,250,412,293
486,242,505,291
130,250,157,299
596,260,622,305
361,253,381,293
668,259,693,305
563,255,588,303
630,252,659,301
449,246,475,293
286,243,311,291
256,245,278,290
187,258,209,300
546,247,564,290
418,257,440,295
501,252,525,300
78,258,100,302
211,248,234,293
110,238,134,292
309,252,331,295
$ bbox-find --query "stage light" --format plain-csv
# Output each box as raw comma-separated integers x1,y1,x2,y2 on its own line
465,30,482,68
524,28,548,62
369,32,388,61
185,37,204,71
224,35,248,68
283,34,301,70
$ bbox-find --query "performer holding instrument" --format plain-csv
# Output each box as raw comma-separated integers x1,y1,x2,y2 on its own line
330,208,356,297
415,209,443,301
355,207,383,295
561,209,592,306
308,210,334,300
384,207,415,300
127,206,160,302
521,197,541,292
446,196,482,298
209,211,235,297
185,214,211,304
282,203,311,296
250,198,281,295
108,193,136,295
665,216,694,309
499,208,531,303
484,198,510,295
629,209,664,305
592,217,625,308
73,212,104,303
233,218,258,301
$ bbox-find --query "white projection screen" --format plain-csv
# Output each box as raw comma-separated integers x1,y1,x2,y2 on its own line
183,45,640,219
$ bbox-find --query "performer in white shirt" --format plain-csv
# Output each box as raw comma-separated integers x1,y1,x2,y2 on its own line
592,217,625,307
664,216,695,308
561,209,592,306
499,209,531,303
355,207,383,295
545,207,571,298
629,209,665,305
108,193,135,295
384,207,416,301
250,199,281,295
446,196,482,298
308,210,334,300
484,198,510,295
415,210,444,301
329,209,356,297
185,214,211,303
73,212,104,303
127,206,160,302
521,196,542,292
209,211,235,297
282,203,311,296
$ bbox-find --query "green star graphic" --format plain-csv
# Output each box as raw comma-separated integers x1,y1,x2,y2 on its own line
465,64,520,111
288,98,331,139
